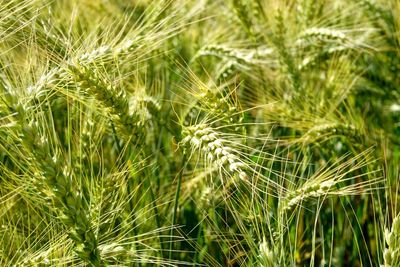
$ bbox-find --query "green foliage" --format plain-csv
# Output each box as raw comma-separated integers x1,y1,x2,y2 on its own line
0,0,399,266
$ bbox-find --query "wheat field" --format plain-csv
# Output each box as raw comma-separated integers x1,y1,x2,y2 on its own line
0,0,399,266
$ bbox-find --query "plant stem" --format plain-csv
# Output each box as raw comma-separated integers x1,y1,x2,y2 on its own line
169,150,187,260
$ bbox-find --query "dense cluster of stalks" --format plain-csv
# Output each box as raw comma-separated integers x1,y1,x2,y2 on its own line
0,0,399,266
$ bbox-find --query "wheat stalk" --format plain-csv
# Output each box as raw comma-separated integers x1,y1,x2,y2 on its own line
301,122,360,144
8,110,104,266
384,214,400,267
280,151,379,213
67,64,143,140
181,123,248,181
257,237,277,267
